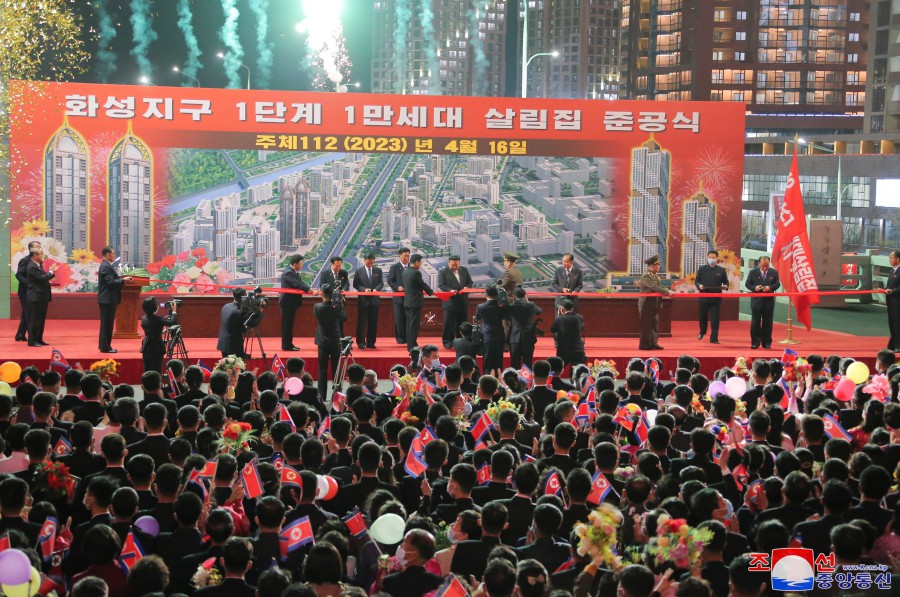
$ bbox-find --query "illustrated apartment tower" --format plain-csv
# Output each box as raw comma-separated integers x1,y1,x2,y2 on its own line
682,187,717,276
279,175,311,248
628,138,670,275
108,129,153,264
45,122,89,250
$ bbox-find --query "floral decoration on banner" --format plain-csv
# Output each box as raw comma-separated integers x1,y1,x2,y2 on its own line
670,250,742,294
220,422,257,456
732,357,750,379
9,221,96,292
645,514,713,570
574,502,624,570
590,359,619,379
33,461,76,501
782,357,811,383
215,355,246,376
613,466,636,483
486,398,521,426
145,247,233,294
89,358,120,380
863,374,891,402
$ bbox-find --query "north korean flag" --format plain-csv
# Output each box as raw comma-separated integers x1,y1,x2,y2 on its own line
469,411,494,441
318,415,331,438
196,459,218,479
187,478,209,502
473,436,489,452
240,460,265,499
581,374,595,392
435,574,471,597
280,516,315,555
778,376,792,409
278,404,296,430
281,465,302,489
518,365,534,388
613,406,637,432
0,534,9,552
117,531,145,573
342,509,369,539
542,471,563,496
196,360,213,380
52,436,72,457
822,414,852,441
166,367,180,397
546,371,555,389
732,463,749,492
50,348,70,371
389,374,403,397
587,471,613,505
585,386,596,406
37,516,57,562
271,354,286,380
646,359,660,383
746,479,764,507
575,402,597,428
476,463,491,486
633,413,650,444
332,390,347,413
271,452,284,472
781,348,799,365
420,426,437,446
404,437,427,477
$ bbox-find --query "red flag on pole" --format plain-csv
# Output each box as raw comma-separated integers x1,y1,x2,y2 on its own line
772,145,819,330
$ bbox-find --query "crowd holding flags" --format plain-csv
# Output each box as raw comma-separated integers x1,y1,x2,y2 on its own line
240,460,264,499
118,532,144,573
49,348,70,371
271,354,286,380
280,516,314,555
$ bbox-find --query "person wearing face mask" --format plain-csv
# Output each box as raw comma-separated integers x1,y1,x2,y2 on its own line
381,529,443,597
435,510,482,576
431,463,481,524
695,250,729,345
420,344,443,385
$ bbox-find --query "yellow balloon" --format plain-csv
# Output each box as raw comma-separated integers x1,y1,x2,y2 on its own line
846,361,870,385
0,361,21,384
0,381,10,396
1,566,41,597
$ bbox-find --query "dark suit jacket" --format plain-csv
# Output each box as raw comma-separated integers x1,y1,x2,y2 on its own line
527,386,558,422
450,536,502,579
98,260,125,305
887,266,900,308
0,516,41,546
381,565,443,597
695,264,729,302
26,259,54,303
499,495,535,545
313,301,347,348
156,527,206,576
403,267,433,308
670,454,724,484
320,267,349,292
508,299,541,345
334,477,398,516
550,312,585,358
56,448,106,479
475,299,506,346
72,401,105,426
516,538,571,575
387,261,408,304
353,265,384,307
127,435,172,469
471,481,515,507
792,513,845,555
550,266,583,307
745,267,780,309
280,267,309,310
216,301,245,354
438,266,474,313
195,576,256,597
141,312,176,354
433,497,481,525
15,255,30,298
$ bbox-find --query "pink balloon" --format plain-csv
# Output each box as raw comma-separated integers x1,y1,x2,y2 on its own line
833,377,856,402
284,377,304,396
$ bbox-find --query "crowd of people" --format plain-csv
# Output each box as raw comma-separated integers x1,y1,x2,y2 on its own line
0,345,897,597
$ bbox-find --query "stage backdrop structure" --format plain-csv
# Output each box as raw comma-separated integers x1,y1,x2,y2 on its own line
8,81,745,322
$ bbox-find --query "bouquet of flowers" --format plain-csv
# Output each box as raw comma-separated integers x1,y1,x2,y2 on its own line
645,514,713,570
220,422,257,456
215,355,246,376
690,397,706,416
396,374,419,396
574,502,624,569
486,398,521,426
89,358,120,380
32,461,76,501
192,557,223,590
431,519,451,551
556,390,581,404
399,411,420,425
782,357,811,383
145,247,234,294
733,357,750,379
590,359,619,380
614,466,636,483
705,420,730,445
863,374,891,402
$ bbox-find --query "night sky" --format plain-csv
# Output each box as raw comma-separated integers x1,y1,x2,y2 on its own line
71,1,374,90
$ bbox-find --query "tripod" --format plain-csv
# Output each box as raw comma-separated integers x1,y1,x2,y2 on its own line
163,325,188,361
331,338,357,404
243,324,268,368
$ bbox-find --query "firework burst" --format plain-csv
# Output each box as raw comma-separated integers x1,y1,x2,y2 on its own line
298,0,352,90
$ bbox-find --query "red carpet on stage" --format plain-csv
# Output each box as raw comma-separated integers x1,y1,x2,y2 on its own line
0,319,885,383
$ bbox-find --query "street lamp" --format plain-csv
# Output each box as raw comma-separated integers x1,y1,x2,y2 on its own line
337,81,361,93
797,138,843,223
521,50,559,98
216,52,251,90
172,66,200,87
138,76,155,86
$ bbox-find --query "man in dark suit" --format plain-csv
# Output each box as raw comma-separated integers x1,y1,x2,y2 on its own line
313,285,347,402
745,255,781,349
438,255,474,349
194,537,257,597
885,250,900,351
140,297,177,374
515,503,571,575
450,501,507,580
319,256,350,293
280,255,313,351
402,254,434,351
476,284,506,374
97,246,132,353
217,288,247,358
381,530,443,597
352,252,384,349
387,247,411,345
14,240,41,342
126,403,171,469
508,287,542,369
26,248,58,347
550,299,585,367
550,253,583,310
695,249,729,344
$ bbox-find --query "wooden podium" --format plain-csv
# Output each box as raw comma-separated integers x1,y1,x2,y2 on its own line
112,276,150,339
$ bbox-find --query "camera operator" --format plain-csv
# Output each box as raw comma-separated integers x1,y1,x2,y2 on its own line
320,256,350,335
314,284,348,403
507,287,542,369
550,298,585,367
475,284,507,375
140,297,178,374
453,322,481,362
217,288,248,359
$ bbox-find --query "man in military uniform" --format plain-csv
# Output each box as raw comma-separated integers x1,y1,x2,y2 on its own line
499,252,523,295
638,255,672,351
695,250,729,344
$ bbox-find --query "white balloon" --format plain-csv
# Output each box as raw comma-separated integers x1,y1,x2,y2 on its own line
725,376,747,400
369,513,405,545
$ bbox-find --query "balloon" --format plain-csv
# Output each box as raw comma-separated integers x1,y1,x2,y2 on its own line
709,381,727,398
0,566,40,597
135,515,160,537
369,513,405,545
0,362,22,384
833,377,856,402
284,377,304,396
725,376,747,400
315,475,339,501
846,361,870,385
0,550,33,585
0,381,11,396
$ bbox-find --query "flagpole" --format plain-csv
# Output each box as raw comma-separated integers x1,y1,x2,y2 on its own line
778,297,800,345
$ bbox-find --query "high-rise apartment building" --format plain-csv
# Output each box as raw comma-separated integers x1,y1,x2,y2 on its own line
865,0,899,132
253,222,279,281
382,203,395,241
627,139,670,275
279,175,311,248
681,188,717,276
44,124,89,250
620,0,869,133
371,0,508,96
108,131,153,265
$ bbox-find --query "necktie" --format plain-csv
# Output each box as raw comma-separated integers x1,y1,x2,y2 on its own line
367,268,372,288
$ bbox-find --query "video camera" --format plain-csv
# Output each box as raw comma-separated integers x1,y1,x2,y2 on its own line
240,286,269,315
331,286,345,308
160,298,181,313
492,280,510,308
471,315,485,345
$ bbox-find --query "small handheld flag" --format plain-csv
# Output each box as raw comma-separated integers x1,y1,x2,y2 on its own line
118,531,144,573
50,348,70,371
240,460,264,499
37,516,57,562
271,354,286,380
390,374,403,397
633,413,650,444
469,411,494,441
317,415,331,438
196,360,213,377
822,414,852,442
332,390,347,413
404,436,427,477
419,426,437,446
278,404,296,430
52,436,72,457
542,470,563,496
280,516,315,555
476,463,491,486
342,508,369,539
196,459,218,479
781,349,798,365
281,465,302,489
518,365,534,388
587,471,614,505
646,359,660,384
435,574,471,597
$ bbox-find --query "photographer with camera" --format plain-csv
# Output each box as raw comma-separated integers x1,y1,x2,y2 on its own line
140,297,178,374
314,284,348,402
507,287,542,369
550,298,585,367
217,288,248,359
475,284,507,375
454,321,481,361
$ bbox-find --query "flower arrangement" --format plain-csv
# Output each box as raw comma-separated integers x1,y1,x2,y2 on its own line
399,411,420,425
645,514,713,570
89,358,120,380
220,422,257,456
614,466,636,483
863,374,891,402
590,359,619,379
486,398,520,426
192,557,223,590
431,519,451,551
144,247,234,294
556,390,581,404
733,357,750,379
32,461,76,501
690,397,706,416
782,357,811,383
215,355,246,376
396,374,419,395
733,399,747,418
574,502,624,569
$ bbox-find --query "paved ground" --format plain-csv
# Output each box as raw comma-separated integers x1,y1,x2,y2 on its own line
738,298,887,337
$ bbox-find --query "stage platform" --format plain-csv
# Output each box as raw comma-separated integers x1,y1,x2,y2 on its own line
0,319,886,384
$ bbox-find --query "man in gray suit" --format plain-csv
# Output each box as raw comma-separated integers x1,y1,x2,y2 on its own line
402,254,434,352
549,253,583,311
437,255,473,349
